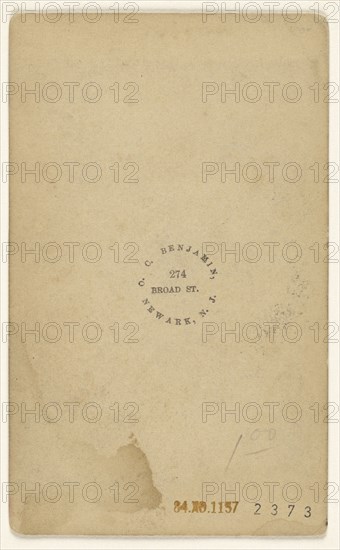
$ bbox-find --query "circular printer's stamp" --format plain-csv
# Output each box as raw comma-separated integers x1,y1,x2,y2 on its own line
138,244,218,326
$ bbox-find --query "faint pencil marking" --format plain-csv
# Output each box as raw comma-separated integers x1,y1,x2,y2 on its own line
245,447,273,456
225,434,243,473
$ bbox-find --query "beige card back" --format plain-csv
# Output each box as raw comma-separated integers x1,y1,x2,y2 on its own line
9,13,328,535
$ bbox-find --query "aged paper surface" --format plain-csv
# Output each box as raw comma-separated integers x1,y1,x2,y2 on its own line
9,12,328,535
